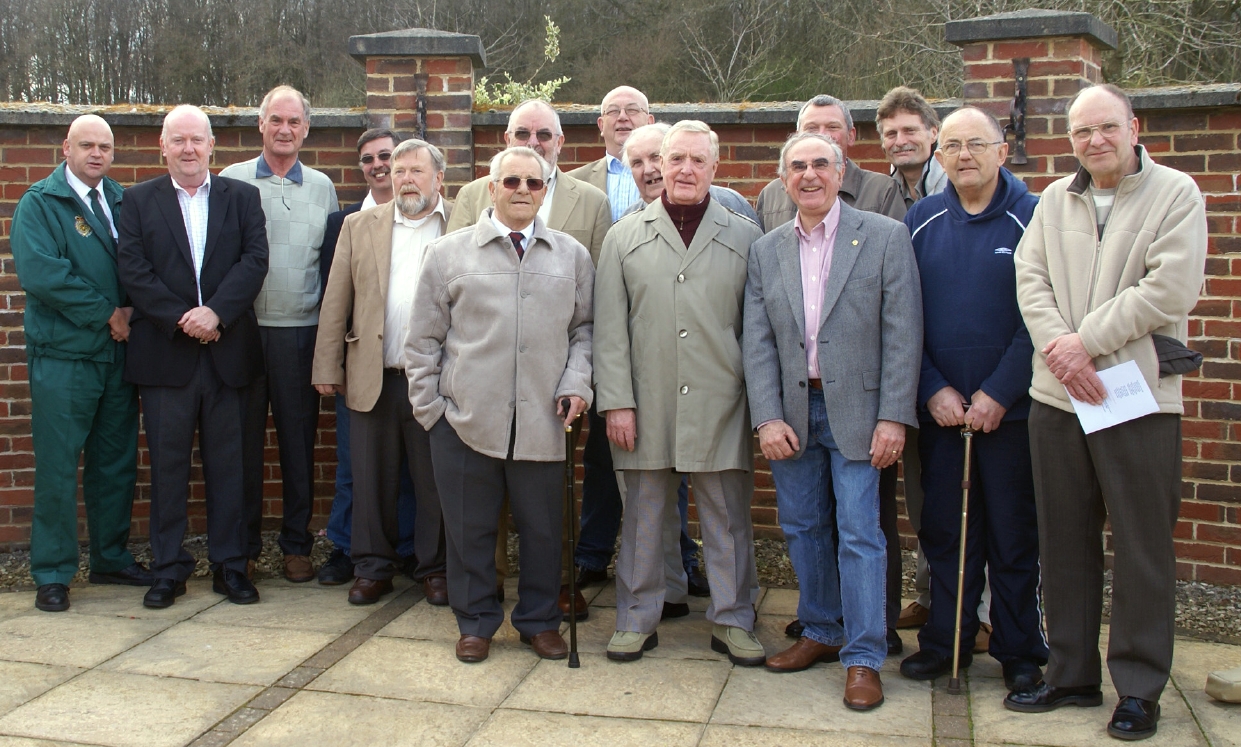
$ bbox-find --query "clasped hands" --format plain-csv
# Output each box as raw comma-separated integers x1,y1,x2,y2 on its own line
178,306,220,343
1043,332,1105,405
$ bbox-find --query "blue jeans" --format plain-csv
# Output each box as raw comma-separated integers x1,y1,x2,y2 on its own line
768,390,886,671
326,396,418,557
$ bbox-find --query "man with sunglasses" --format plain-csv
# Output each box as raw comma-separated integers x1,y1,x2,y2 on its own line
898,107,1046,693
1009,84,1207,741
408,146,594,663
220,85,339,584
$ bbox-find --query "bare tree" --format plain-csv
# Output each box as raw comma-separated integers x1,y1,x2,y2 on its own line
679,0,795,102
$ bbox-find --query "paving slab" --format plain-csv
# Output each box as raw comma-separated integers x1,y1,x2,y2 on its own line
0,595,35,625
0,613,169,668
711,662,932,737
757,587,799,617
0,663,81,719
232,690,490,747
700,724,928,746
0,737,97,746
466,709,702,746
1170,637,1241,747
585,581,760,613
100,620,335,686
502,655,731,722
310,636,536,708
380,598,519,645
63,579,222,622
189,584,373,634
0,670,258,747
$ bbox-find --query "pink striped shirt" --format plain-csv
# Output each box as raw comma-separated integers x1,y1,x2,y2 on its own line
794,201,841,379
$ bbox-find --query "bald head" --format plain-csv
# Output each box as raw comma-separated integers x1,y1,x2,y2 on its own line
63,115,114,188
940,107,1004,142
505,99,564,167
597,86,654,157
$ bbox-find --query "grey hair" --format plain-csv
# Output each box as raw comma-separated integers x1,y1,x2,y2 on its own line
489,146,552,181
778,133,843,178
391,138,445,173
660,120,719,162
259,85,311,122
161,104,214,140
507,99,563,136
798,94,853,133
621,122,671,163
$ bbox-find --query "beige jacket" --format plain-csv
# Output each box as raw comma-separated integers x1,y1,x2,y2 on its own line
594,198,761,473
445,168,612,266
1015,145,1207,414
405,213,594,461
311,199,452,412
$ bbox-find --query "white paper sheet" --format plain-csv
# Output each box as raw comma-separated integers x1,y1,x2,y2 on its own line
1067,359,1160,434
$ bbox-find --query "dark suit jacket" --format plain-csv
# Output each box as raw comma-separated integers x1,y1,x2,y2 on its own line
320,200,364,298
117,173,269,389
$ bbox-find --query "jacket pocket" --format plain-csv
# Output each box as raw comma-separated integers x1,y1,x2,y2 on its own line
863,369,880,391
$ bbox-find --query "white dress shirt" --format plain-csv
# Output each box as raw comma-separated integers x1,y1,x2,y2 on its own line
385,198,446,368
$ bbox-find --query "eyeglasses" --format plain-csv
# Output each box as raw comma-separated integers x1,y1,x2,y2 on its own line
359,151,392,166
1069,121,1124,143
787,157,838,174
603,105,648,119
510,129,557,143
940,140,1003,157
500,176,546,191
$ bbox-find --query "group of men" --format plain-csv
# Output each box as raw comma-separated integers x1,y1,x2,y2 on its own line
13,78,1204,740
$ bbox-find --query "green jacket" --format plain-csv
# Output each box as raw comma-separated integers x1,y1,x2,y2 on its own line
11,163,126,362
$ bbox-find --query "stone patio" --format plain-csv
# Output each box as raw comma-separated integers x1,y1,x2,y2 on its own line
0,577,1236,747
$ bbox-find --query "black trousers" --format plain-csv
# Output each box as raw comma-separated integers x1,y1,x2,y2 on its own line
242,325,320,558
141,353,249,581
878,463,902,632
429,416,562,640
916,419,1046,663
350,369,446,581
1029,401,1181,702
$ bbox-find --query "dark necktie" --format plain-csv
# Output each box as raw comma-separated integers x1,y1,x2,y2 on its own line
509,231,525,260
86,188,114,246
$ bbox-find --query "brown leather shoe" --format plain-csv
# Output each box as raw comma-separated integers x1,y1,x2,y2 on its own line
520,629,568,660
844,666,885,711
347,577,393,605
897,600,930,629
974,622,992,653
423,574,448,606
765,637,842,672
558,584,589,621
284,555,314,583
456,634,491,663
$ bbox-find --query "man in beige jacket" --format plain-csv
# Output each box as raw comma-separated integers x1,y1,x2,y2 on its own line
1009,84,1207,742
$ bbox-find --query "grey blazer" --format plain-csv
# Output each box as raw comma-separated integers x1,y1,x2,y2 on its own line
742,202,923,463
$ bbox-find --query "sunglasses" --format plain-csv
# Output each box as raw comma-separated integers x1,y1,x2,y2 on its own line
359,151,392,165
510,129,557,143
500,176,546,190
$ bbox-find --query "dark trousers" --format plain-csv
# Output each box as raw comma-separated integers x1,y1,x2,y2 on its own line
917,419,1047,663
1029,402,1181,702
429,416,562,639
878,463,902,632
350,369,446,581
242,325,320,558
141,353,249,581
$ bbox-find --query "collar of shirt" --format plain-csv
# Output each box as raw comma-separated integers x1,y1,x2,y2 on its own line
793,198,841,246
63,165,102,206
606,153,627,175
361,191,378,210
171,172,212,199
393,197,446,229
255,153,303,185
488,208,533,248
536,171,558,224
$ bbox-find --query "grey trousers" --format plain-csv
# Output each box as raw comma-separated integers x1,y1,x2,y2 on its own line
429,417,562,639
1029,402,1182,702
617,469,757,633
350,370,446,581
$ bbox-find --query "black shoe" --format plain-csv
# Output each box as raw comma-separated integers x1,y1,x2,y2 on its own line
900,648,969,680
1108,696,1160,741
887,628,904,656
142,579,186,609
213,568,260,605
89,562,154,587
1002,658,1044,693
35,583,69,612
1004,681,1104,713
686,565,711,597
575,565,609,586
785,618,804,639
317,548,355,586
661,601,690,619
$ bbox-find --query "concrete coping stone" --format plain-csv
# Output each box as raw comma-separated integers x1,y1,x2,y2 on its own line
348,28,486,68
945,9,1118,50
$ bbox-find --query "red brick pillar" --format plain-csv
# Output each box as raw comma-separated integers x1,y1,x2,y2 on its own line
349,29,485,196
946,9,1117,189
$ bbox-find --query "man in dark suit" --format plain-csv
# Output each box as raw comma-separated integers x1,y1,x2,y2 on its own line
118,105,269,609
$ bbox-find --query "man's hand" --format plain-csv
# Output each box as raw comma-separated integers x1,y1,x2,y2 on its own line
1064,367,1107,405
927,386,967,428
758,420,800,461
557,396,588,429
178,306,221,342
107,306,133,342
965,390,1007,433
605,408,637,452
315,384,343,396
1043,333,1094,384
869,419,905,469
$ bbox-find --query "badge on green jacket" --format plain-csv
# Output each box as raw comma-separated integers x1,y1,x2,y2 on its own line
74,215,92,237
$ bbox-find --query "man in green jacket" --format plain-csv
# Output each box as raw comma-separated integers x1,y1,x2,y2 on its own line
11,114,149,612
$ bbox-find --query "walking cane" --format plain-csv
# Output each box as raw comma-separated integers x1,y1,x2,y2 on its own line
561,398,581,668
947,422,975,695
